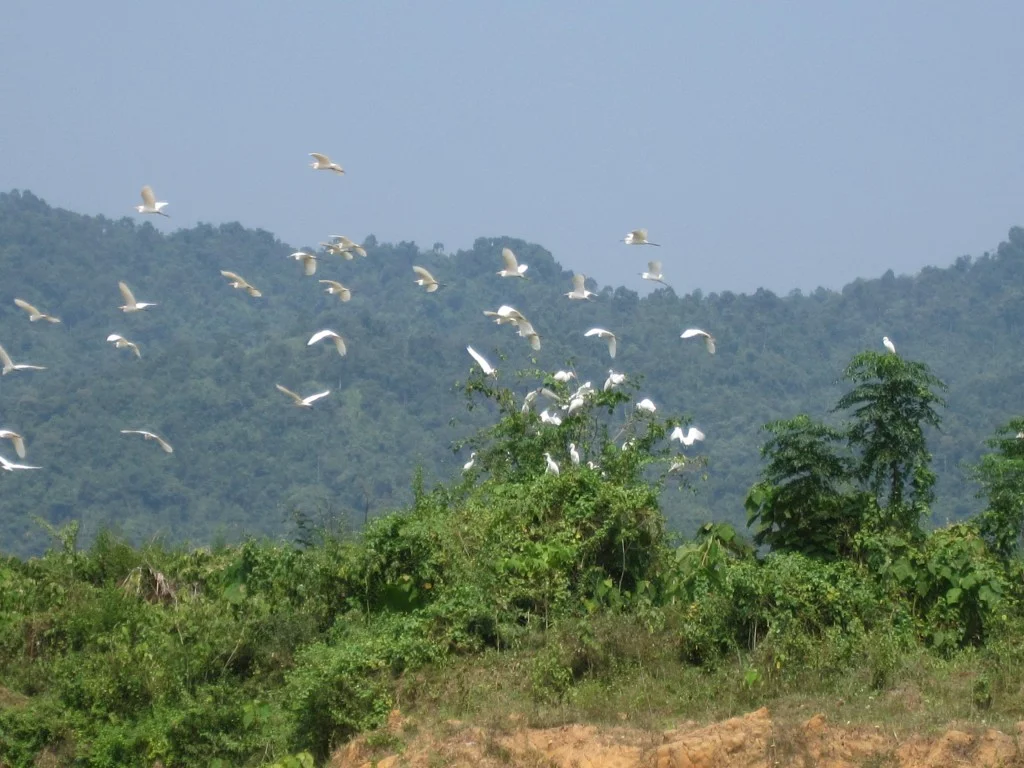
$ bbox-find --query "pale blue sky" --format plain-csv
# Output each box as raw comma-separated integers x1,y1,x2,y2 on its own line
2,2,1021,294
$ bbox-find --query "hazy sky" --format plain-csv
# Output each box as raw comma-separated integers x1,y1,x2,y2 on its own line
3,2,1021,294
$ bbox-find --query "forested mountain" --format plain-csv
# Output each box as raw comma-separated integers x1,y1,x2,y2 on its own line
0,189,1022,556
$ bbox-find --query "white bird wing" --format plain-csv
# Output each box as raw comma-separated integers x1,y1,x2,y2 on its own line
13,298,40,316
152,434,174,453
572,273,586,292
107,334,125,343
221,270,251,286
118,281,137,306
302,390,331,406
412,265,437,283
681,328,709,340
275,384,303,404
11,433,25,459
308,329,340,346
501,247,519,273
309,152,331,164
670,426,684,442
466,345,495,375
684,427,706,445
705,337,716,354
140,186,157,208
648,260,662,275
0,344,13,370
585,328,610,338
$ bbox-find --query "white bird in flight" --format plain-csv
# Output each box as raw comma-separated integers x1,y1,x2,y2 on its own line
0,343,46,375
671,426,706,446
681,328,716,355
220,271,262,297
107,333,141,359
585,328,617,359
309,152,344,174
498,247,528,278
624,228,659,246
0,430,27,459
121,429,174,454
328,236,367,258
307,329,347,357
276,384,331,408
0,454,41,471
289,251,318,276
636,398,657,413
565,273,596,300
413,266,441,292
640,261,668,287
604,370,626,391
544,452,560,475
135,185,169,217
883,336,897,354
319,280,352,302
13,299,61,324
466,345,497,377
483,305,525,326
463,452,476,472
540,409,563,426
118,281,158,312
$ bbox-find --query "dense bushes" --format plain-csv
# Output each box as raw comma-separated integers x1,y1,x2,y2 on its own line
2,357,1024,765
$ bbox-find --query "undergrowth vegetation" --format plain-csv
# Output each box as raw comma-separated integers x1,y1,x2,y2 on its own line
3,353,1024,766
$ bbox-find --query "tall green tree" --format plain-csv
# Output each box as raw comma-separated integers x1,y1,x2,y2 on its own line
972,418,1024,558
834,351,946,535
745,414,860,558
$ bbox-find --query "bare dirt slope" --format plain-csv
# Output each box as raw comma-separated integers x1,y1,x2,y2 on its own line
334,707,1024,768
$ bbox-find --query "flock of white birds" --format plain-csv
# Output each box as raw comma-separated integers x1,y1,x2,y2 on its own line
3,158,902,492
0,158,726,486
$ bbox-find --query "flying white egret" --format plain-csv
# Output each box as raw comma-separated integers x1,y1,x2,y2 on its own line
13,299,60,324
565,273,596,300
0,454,41,471
883,336,897,354
544,452,560,475
569,443,580,465
320,241,353,260
585,328,617,359
307,329,347,357
413,266,441,292
135,185,169,217
604,370,626,391
466,346,497,377
289,251,318,276
0,343,46,375
515,319,542,351
328,236,367,258
483,305,525,325
670,426,706,446
309,152,344,174
636,398,657,413
0,430,26,459
463,452,476,472
640,261,668,286
107,333,141,358
118,281,157,312
220,271,262,297
681,328,716,355
319,280,351,302
498,247,528,278
540,409,563,426
276,384,331,408
624,228,659,246
120,429,174,454
553,371,576,383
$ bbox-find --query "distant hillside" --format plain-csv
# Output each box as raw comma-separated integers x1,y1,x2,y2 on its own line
1,189,1022,555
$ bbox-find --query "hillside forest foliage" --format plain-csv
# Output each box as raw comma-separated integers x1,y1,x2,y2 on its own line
3,344,1024,765
3,190,1024,556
